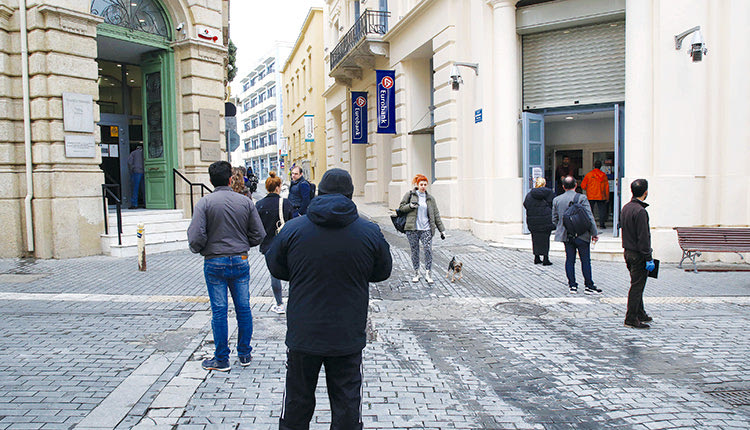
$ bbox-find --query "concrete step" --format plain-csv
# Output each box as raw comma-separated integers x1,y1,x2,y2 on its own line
108,239,189,258
494,233,623,262
101,225,189,249
107,209,186,226
102,219,191,237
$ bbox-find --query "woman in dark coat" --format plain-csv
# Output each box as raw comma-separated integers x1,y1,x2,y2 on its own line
523,177,555,265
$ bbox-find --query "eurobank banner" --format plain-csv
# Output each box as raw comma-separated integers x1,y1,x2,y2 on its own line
376,70,396,134
351,91,368,144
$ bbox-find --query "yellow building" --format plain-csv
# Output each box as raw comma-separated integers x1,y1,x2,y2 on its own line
281,7,326,184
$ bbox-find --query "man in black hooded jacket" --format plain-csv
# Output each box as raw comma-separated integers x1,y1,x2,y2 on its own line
265,168,392,430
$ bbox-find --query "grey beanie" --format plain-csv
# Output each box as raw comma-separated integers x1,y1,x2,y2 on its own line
317,168,354,198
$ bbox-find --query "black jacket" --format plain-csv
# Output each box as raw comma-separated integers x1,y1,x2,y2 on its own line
523,187,555,233
265,194,393,356
255,193,294,254
621,198,652,260
288,176,311,215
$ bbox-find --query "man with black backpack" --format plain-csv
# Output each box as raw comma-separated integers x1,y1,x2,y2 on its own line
552,176,601,295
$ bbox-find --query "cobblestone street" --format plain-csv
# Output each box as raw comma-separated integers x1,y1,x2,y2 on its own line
1,212,749,429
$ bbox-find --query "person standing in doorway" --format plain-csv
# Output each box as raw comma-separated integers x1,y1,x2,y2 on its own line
187,161,266,371
288,166,311,217
552,176,601,295
581,160,610,229
265,168,392,430
255,171,294,314
399,174,446,284
621,179,655,329
127,145,143,209
524,177,555,266
555,156,575,195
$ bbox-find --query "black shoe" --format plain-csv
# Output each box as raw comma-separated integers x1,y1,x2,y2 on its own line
639,315,653,323
238,355,252,367
542,257,552,266
201,358,230,371
584,286,603,295
624,321,650,329
534,256,542,264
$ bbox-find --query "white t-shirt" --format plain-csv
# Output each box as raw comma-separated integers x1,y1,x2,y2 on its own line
416,191,430,231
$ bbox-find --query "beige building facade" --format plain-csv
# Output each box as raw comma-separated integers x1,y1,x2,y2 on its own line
323,0,750,262
282,7,326,184
1,0,230,258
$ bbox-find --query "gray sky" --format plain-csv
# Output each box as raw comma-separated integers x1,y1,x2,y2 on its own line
230,0,324,78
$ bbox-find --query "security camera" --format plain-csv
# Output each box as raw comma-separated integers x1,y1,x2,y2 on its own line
450,64,463,91
688,30,707,62
176,22,184,32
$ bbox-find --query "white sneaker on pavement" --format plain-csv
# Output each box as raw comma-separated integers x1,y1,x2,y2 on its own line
272,304,286,314
411,270,420,283
425,270,434,284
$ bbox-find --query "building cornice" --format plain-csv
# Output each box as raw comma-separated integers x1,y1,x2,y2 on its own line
383,0,437,42
281,7,323,74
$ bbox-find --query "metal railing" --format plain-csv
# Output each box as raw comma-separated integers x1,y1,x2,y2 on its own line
101,184,123,246
330,10,390,70
173,169,212,217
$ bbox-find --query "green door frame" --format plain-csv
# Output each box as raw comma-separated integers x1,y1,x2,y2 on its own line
96,22,177,209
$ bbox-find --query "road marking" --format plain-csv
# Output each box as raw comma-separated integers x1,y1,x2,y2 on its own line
0,292,275,304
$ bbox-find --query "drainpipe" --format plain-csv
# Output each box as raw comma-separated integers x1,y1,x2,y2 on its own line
19,0,34,253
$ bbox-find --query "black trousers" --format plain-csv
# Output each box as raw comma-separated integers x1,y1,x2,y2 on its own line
624,250,648,323
279,349,363,430
590,200,608,227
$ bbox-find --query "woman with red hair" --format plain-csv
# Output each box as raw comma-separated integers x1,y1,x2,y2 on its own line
398,174,445,284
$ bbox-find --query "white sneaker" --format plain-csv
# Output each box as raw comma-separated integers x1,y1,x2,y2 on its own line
425,270,434,284
272,304,286,314
411,270,420,283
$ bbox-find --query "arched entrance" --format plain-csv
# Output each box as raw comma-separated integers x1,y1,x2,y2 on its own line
92,0,177,209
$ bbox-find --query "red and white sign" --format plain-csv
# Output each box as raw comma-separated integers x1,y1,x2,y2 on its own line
380,75,394,89
196,26,220,43
355,96,367,107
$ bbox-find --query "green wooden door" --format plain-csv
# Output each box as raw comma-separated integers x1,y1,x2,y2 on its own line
142,51,176,208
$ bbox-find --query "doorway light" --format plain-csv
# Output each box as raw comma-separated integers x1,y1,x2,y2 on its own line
565,116,574,120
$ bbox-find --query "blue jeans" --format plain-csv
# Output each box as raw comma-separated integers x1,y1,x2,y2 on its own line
203,256,253,361
130,172,143,207
564,237,594,288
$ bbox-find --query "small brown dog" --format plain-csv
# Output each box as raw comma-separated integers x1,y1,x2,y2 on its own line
446,256,463,282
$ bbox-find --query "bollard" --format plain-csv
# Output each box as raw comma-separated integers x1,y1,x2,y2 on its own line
137,222,146,271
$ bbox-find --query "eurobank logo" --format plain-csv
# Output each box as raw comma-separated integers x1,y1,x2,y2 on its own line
376,70,396,134
351,91,367,144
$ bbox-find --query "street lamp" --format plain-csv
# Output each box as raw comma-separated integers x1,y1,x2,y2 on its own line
675,26,708,62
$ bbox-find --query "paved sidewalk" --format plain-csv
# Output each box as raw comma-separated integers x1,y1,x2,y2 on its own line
0,203,749,429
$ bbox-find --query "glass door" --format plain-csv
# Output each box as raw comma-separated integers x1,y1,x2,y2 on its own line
612,103,625,237
522,112,545,234
98,114,130,205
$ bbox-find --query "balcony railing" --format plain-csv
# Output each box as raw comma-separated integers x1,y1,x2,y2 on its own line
330,10,389,71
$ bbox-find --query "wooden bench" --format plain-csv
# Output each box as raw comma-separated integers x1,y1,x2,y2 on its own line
673,227,750,272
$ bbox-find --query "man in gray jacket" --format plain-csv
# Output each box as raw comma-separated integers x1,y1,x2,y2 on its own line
552,176,601,295
187,161,265,371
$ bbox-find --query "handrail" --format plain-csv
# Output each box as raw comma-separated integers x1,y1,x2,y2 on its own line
173,168,213,217
103,171,122,200
101,184,122,246
330,9,390,70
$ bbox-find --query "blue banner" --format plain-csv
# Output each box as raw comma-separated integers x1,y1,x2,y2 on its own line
376,70,396,134
351,91,368,144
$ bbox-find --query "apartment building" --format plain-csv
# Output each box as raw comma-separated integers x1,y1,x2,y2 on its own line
234,43,292,179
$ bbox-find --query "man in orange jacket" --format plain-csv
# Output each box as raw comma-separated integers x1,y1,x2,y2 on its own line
581,160,610,229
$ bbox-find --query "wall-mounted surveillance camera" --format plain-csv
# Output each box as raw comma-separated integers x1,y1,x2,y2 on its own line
450,65,463,91
176,22,184,32
675,26,708,63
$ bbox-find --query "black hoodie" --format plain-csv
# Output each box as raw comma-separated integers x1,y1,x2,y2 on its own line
265,194,392,355
523,186,556,232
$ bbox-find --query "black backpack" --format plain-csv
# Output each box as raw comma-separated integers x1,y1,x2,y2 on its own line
562,193,591,238
308,182,316,199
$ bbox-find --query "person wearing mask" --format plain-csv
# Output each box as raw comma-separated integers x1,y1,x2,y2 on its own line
581,160,610,229
399,174,446,284
265,168,392,430
524,177,555,266
288,166,311,217
255,172,294,314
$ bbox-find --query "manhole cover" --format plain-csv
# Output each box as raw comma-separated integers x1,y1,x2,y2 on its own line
493,302,548,317
707,390,750,406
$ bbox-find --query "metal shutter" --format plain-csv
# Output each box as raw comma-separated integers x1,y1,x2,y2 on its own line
522,21,625,109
